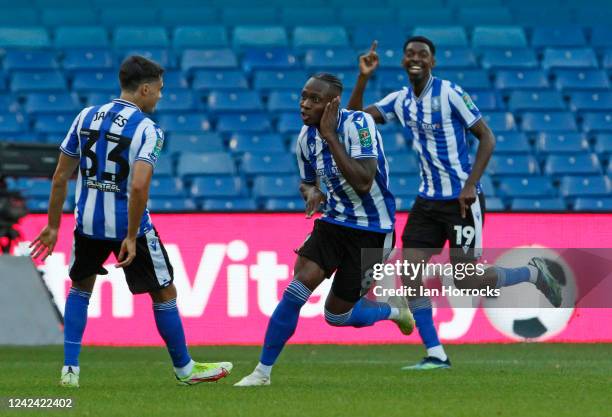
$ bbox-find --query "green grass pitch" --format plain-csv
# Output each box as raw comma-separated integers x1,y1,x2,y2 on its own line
1,344,610,417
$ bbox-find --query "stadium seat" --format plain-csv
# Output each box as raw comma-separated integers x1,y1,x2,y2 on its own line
457,7,513,25
0,94,21,113
25,93,80,115
253,70,307,91
208,91,263,114
494,70,549,90
486,197,505,210
575,7,612,25
181,49,238,72
0,113,25,133
162,71,189,90
487,154,539,176
267,91,300,112
176,152,236,177
483,112,517,132
521,112,577,132
304,48,356,70
509,7,572,26
159,8,218,26
156,114,210,133
386,153,419,175
276,112,303,134
41,9,97,27
434,48,477,69
510,198,566,211
11,71,66,93
201,198,257,211
559,175,611,198
469,90,502,111
116,48,172,68
581,113,612,133
263,198,304,211
241,152,296,175
532,26,586,48
497,177,556,198
148,198,197,212
155,91,197,113
62,49,114,72
542,48,598,70
536,133,589,154
192,70,248,91
573,197,612,211
190,176,245,198
412,26,468,47
72,70,117,93
352,26,405,50
480,49,538,70
33,114,73,134
228,133,285,154
84,92,116,107
377,69,409,91
601,50,612,70
494,132,531,153
382,133,409,154
338,8,395,26
0,8,38,26
221,7,278,25
471,26,527,48
389,176,421,197
173,26,228,50
216,113,272,133
154,158,174,177
478,175,495,196
293,26,349,50
569,92,612,112
554,70,610,91
101,9,158,27
508,91,565,112
279,7,336,26
27,198,73,213
149,177,185,198
241,48,299,73
0,28,50,48
233,26,288,50
252,175,301,199
54,27,109,48
544,154,602,176
394,196,417,211
594,134,612,156
3,50,58,72
434,70,491,90
165,133,225,155
590,26,612,49
113,27,168,49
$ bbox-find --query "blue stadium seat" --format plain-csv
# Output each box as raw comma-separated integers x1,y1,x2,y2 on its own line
376,48,404,69
594,133,612,156
293,26,349,50
28,198,73,213
0,94,21,113
521,112,577,132
157,113,210,133
62,49,114,72
11,71,66,93
573,197,612,211
494,70,549,90
509,7,572,26
412,26,468,47
176,152,236,177
0,72,6,91
0,9,38,26
276,112,303,135
84,92,116,107
149,177,185,198
33,114,73,134
478,175,495,196
532,26,586,48
263,198,304,211
508,91,565,112
590,26,612,49
233,26,287,50
101,9,158,27
382,133,409,154
192,70,248,91
338,8,395,26
576,8,612,25
221,7,278,25
480,49,538,70
241,152,296,175
386,153,419,175
116,48,172,68
165,133,225,155
19,178,49,197
241,48,299,73
554,70,610,91
542,48,598,70
159,8,218,26
377,69,409,91
155,91,198,113
190,176,245,198
0,28,49,48
154,158,174,177
559,175,611,198
497,177,556,198
494,132,530,153
173,26,228,50
113,27,168,49
457,7,513,25
486,197,505,210
435,70,491,90
394,196,417,211
148,198,197,212
472,26,527,48
582,113,612,133
544,154,602,176
41,9,97,27
569,92,612,112
352,26,405,50
3,50,58,72
399,8,452,25
510,198,566,211
469,90,502,111
0,113,25,133
181,49,238,72
208,91,263,113
72,70,117,93
536,133,589,154
267,91,300,112
483,112,517,132
228,133,285,154
389,176,421,197
253,70,307,91
304,48,356,70
434,48,477,69
488,154,539,176
280,8,337,26
201,198,257,211
54,27,109,48
162,71,189,90
25,93,80,115
252,175,301,199
216,113,272,133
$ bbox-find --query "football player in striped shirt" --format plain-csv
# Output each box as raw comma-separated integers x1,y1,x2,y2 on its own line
349,37,563,370
30,56,232,387
234,73,415,387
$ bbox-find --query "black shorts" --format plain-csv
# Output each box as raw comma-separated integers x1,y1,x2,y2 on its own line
296,219,395,303
402,193,486,263
68,228,174,294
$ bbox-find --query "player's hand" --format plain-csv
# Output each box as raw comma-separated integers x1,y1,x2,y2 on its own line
29,226,59,261
116,237,137,268
359,41,379,78
319,96,340,142
458,183,477,218
305,187,326,218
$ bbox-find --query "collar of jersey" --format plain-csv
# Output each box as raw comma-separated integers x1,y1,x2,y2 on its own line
112,98,142,111
408,75,434,102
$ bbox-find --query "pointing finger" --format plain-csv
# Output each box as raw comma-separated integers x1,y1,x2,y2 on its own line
369,40,378,53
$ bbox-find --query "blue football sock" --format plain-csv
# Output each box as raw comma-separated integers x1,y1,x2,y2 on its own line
494,266,532,288
409,297,441,349
63,287,91,367
325,298,391,327
260,280,311,366
153,299,191,368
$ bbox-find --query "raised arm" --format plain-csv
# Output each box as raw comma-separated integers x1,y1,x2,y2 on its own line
347,41,386,124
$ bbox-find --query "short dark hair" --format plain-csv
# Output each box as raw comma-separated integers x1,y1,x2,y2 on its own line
403,36,436,56
311,72,343,95
119,55,164,92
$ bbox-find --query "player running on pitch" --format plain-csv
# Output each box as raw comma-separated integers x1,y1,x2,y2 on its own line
348,36,564,370
234,73,414,387
30,55,232,387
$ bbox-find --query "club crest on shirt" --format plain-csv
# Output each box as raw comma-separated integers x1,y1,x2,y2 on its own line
431,96,441,112
358,128,372,148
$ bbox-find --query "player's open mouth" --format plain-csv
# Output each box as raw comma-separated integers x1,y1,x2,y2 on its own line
408,65,422,74
301,112,309,121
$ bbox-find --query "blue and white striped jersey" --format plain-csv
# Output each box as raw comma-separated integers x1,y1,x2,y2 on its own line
296,109,396,233
375,76,482,200
60,99,164,240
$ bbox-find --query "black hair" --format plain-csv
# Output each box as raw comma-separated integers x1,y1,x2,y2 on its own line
403,36,436,56
311,72,343,95
119,55,164,92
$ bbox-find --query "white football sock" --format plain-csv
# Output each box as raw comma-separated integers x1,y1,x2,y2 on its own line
527,265,539,283
174,359,195,378
255,362,273,377
388,307,401,320
427,345,448,361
